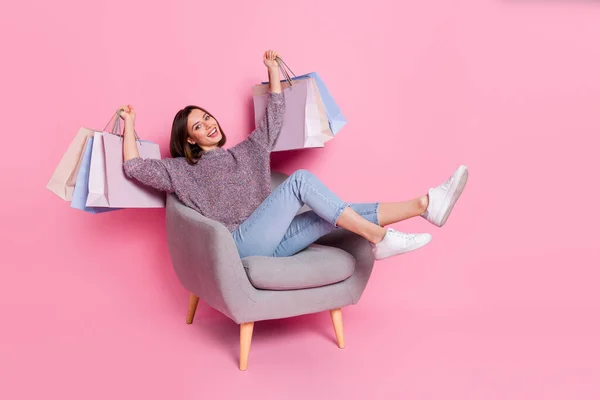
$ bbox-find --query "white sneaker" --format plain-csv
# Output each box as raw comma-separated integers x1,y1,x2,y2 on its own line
371,229,432,260
422,165,469,227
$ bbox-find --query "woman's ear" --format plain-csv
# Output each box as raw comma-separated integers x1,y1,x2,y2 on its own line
187,137,196,145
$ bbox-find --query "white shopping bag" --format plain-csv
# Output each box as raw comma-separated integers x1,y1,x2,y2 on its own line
86,132,110,207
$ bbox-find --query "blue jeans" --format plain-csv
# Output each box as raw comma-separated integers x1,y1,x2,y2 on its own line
232,170,380,258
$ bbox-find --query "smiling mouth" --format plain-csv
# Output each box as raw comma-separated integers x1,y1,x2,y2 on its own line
207,127,217,138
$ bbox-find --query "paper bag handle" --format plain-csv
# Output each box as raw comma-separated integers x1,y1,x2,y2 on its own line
101,110,142,145
276,56,297,87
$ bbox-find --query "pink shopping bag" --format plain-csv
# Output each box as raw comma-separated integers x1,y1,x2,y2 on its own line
46,127,95,200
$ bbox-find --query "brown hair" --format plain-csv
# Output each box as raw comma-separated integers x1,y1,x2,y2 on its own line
170,106,227,165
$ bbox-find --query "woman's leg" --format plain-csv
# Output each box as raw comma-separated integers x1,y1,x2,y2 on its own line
273,203,380,257
264,165,469,259
377,196,429,226
231,170,385,258
273,200,433,257
274,196,443,258
358,164,470,228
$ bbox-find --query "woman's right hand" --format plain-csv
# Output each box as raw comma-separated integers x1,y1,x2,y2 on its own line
263,49,280,70
119,104,136,123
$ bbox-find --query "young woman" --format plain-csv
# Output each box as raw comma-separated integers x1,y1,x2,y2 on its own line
119,50,469,260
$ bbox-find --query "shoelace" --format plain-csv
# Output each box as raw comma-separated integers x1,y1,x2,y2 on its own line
389,231,418,240
439,176,453,191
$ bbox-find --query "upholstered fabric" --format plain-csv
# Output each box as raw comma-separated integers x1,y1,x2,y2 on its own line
242,244,355,290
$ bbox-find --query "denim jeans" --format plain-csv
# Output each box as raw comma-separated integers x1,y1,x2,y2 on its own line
231,170,380,258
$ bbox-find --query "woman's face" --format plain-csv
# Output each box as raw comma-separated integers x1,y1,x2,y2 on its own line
186,108,223,151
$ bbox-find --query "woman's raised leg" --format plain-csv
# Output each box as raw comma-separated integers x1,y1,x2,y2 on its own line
232,170,384,258
273,203,380,257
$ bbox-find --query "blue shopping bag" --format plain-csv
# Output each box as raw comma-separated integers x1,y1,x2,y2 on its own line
70,137,120,214
293,72,346,135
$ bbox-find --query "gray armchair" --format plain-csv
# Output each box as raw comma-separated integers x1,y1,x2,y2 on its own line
165,172,376,370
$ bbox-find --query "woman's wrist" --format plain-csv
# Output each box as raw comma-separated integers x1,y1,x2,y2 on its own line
123,119,135,132
268,66,282,93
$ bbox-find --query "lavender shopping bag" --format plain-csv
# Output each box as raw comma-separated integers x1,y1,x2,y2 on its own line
253,78,324,151
102,133,165,208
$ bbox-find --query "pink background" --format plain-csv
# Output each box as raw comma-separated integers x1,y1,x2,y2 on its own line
1,0,599,399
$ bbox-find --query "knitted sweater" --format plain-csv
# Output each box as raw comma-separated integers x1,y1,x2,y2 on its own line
123,92,285,231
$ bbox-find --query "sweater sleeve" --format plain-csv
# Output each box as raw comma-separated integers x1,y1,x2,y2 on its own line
248,91,285,151
123,157,175,193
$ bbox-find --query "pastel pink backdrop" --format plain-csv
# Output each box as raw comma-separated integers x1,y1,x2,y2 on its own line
1,0,599,399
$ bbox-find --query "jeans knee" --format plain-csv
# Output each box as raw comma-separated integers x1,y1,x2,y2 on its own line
292,169,312,182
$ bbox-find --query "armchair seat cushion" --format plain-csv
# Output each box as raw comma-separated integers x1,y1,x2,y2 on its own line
241,244,356,290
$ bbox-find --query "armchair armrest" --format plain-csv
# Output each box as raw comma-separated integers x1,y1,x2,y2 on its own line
165,195,257,321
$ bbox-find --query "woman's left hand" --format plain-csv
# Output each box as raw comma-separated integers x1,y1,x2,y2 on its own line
263,49,280,69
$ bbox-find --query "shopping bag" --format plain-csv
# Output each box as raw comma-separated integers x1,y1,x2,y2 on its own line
71,137,118,214
275,57,346,135
102,132,165,208
86,131,110,207
308,78,335,144
46,127,95,200
84,111,165,208
297,72,347,134
253,78,324,151
303,77,328,148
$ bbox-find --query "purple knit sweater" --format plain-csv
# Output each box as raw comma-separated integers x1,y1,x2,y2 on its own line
123,92,285,231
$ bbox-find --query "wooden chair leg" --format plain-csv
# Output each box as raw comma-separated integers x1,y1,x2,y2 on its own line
186,293,200,324
330,308,345,349
239,322,254,371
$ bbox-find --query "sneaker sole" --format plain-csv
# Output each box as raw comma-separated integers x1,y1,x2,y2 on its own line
374,235,432,260
434,165,469,227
